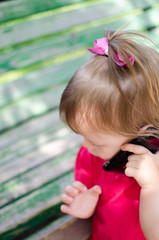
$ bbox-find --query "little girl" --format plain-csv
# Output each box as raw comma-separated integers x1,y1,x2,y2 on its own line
59,28,159,240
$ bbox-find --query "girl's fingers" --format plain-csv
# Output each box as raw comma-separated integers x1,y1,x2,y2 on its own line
60,204,71,214
61,194,73,204
125,166,138,178
121,143,148,155
127,154,141,162
65,185,79,197
155,151,159,155
126,160,138,169
72,181,87,192
89,185,102,196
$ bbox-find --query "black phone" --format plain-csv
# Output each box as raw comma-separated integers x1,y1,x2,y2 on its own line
103,129,159,172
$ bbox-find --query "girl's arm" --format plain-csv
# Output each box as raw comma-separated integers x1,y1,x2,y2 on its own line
121,144,159,240
140,187,159,240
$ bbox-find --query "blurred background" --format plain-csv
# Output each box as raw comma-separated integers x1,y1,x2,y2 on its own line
0,0,158,239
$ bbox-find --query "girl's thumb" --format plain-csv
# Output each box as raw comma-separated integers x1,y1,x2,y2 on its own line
89,185,102,196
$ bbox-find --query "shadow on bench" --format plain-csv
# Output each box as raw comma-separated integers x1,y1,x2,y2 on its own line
25,215,92,240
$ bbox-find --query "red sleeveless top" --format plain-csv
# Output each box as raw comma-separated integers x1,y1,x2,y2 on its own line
74,146,146,240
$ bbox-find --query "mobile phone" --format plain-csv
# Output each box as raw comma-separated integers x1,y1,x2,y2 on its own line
103,129,159,172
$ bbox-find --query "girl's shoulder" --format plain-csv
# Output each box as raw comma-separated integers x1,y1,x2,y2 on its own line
77,146,91,158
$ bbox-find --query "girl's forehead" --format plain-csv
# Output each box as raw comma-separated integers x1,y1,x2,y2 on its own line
75,111,114,137
79,122,127,141
81,131,129,148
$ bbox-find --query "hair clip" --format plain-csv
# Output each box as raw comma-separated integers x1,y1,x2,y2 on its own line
88,37,109,56
88,37,134,67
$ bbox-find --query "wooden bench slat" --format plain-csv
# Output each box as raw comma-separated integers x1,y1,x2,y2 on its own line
0,111,78,175
0,122,80,169
0,0,158,51
0,9,159,85
0,131,81,184
0,83,65,132
0,26,98,75
0,54,89,107
0,109,61,149
0,0,157,25
0,171,73,239
24,215,91,240
0,0,119,50
0,114,69,164
0,124,68,166
0,0,92,24
0,120,64,160
0,145,80,208
0,123,66,165
1,12,159,76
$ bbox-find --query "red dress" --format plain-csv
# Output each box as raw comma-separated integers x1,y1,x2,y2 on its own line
74,146,146,240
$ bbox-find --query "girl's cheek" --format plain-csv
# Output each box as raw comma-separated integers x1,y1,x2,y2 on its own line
82,139,86,145
82,139,89,148
82,140,94,151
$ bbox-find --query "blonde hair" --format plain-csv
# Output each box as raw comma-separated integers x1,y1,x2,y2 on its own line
60,28,159,138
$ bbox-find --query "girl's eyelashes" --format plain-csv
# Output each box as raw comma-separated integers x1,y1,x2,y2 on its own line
87,139,105,147
89,140,95,145
86,140,94,145
84,138,96,146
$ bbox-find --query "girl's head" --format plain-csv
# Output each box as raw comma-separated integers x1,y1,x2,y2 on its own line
60,28,159,143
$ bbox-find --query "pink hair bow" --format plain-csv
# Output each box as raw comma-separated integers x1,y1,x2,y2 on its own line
88,37,134,67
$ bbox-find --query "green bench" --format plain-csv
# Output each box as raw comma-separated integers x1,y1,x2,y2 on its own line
0,0,159,239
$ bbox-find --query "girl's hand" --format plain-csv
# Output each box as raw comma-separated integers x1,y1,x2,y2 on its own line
121,144,159,189
60,181,102,219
